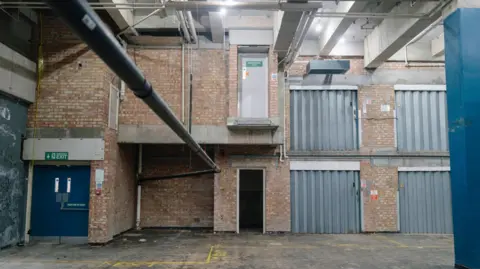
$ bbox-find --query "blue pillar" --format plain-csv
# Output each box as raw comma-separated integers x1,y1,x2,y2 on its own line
445,8,480,269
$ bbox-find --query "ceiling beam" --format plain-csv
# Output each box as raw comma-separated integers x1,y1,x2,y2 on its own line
209,12,225,43
363,1,442,68
318,1,367,56
98,0,135,34
431,32,444,57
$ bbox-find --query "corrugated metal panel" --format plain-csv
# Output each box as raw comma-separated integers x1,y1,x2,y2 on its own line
291,170,360,233
399,171,453,234
290,89,358,151
395,90,449,151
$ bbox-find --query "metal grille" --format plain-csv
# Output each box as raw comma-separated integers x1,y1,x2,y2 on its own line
399,171,453,234
395,90,448,151
291,170,361,233
290,89,358,151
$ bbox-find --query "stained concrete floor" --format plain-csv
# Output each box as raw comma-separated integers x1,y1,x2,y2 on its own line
0,229,454,269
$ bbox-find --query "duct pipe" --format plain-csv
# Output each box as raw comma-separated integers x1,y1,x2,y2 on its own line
139,169,217,182
176,11,191,42
46,0,220,173
186,11,198,44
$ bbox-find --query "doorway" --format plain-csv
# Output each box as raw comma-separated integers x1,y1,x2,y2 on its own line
237,169,265,233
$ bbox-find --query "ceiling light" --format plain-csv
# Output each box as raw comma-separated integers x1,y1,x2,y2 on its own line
219,8,227,16
339,37,345,44
315,24,322,32
225,0,235,6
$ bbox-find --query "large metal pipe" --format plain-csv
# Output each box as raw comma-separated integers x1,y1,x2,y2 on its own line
45,0,220,173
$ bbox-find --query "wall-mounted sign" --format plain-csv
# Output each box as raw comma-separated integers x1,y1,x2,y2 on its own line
246,61,263,67
95,169,104,195
370,190,379,201
45,152,69,160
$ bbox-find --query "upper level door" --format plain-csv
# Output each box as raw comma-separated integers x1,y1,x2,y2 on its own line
239,54,268,118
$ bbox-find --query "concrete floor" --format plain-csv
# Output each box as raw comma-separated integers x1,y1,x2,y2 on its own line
0,229,454,269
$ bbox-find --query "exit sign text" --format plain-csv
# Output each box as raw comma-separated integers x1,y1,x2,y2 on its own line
45,152,69,160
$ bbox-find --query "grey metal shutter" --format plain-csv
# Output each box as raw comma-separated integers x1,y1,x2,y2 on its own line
399,171,453,234
291,170,361,233
290,87,358,151
395,89,448,151
0,94,28,248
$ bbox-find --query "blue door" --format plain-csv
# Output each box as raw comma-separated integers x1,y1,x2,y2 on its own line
31,166,90,237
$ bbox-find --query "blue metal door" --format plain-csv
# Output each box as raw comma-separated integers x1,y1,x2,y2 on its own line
31,166,90,237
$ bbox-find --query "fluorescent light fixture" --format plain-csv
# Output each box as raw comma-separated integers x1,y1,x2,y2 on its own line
219,8,227,16
315,24,322,32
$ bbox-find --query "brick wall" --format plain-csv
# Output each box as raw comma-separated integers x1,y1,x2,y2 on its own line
32,18,136,243
361,161,398,232
214,146,290,232
358,85,396,152
140,145,214,227
119,48,228,126
29,16,108,129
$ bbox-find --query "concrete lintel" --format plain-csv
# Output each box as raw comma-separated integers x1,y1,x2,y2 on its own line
290,161,360,171
298,68,445,86
431,33,445,57
319,1,367,55
230,30,273,45
209,12,225,43
118,124,283,145
364,1,441,68
26,127,105,139
23,138,105,160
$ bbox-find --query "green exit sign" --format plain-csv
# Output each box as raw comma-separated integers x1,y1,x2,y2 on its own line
45,152,69,160
246,61,263,67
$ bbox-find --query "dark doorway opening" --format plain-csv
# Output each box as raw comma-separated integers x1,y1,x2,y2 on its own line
239,170,264,232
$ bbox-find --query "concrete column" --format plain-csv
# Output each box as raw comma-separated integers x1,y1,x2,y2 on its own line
444,8,480,269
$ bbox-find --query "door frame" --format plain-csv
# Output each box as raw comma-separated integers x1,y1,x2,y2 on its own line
237,53,269,118
236,168,266,234
25,161,90,243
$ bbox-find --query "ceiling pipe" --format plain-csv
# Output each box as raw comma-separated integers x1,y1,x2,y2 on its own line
176,11,192,42
185,11,198,44
45,0,220,173
2,1,324,11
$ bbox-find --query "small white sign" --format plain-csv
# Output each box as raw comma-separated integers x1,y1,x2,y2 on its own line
55,178,59,193
95,169,104,184
67,178,71,193
381,104,391,112
271,73,277,80
81,14,97,31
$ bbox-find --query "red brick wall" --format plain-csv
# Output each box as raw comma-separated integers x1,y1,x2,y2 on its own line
140,145,214,227
33,18,136,243
361,161,398,232
119,49,228,126
358,85,396,152
214,146,290,232
29,16,108,129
